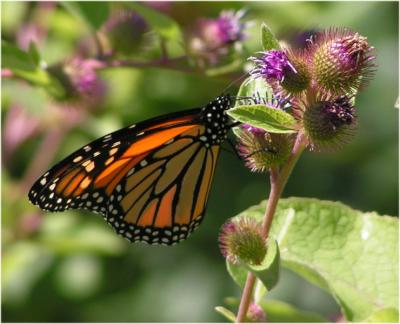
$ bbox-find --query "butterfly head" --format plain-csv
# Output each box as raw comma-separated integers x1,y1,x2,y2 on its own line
199,95,233,146
214,94,232,110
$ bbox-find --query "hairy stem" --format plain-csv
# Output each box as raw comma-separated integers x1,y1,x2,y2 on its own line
235,132,307,323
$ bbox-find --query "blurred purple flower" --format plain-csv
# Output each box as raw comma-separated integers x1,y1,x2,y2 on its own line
3,105,40,161
19,212,43,236
198,9,246,47
66,57,107,104
145,1,172,13
189,9,248,65
16,23,46,50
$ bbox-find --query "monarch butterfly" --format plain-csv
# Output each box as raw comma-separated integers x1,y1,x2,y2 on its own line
28,95,238,245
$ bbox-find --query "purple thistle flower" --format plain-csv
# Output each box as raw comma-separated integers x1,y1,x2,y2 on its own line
302,95,357,151
311,28,376,94
218,217,266,265
218,220,237,260
323,96,355,128
250,50,297,82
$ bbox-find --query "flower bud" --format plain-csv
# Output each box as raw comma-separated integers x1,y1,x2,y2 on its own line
302,95,356,150
219,217,266,265
3,105,40,164
249,50,310,95
102,9,147,56
281,53,311,94
247,303,267,322
236,125,292,172
312,28,376,94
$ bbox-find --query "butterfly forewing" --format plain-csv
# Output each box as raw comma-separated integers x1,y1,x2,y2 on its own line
29,95,232,245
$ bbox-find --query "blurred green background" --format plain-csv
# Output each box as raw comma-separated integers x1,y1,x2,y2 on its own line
2,1,398,322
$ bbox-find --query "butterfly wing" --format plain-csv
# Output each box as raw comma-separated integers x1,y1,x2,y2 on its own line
28,108,199,208
29,95,232,245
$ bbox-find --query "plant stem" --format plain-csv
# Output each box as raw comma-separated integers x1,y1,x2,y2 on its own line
95,56,193,73
235,132,307,323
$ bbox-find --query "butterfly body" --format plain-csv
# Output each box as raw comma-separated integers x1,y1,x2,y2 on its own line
29,95,233,245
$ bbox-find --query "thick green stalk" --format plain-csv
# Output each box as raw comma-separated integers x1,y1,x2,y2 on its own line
235,132,307,323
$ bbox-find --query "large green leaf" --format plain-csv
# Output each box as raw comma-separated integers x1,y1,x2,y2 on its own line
364,308,399,322
228,104,297,134
261,23,280,51
236,198,398,322
126,3,183,44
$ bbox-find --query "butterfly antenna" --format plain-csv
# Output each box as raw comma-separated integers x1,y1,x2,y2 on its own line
221,72,250,96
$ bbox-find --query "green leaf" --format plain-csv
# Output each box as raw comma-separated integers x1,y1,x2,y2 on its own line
227,240,280,294
62,2,109,30
228,104,297,134
215,306,236,322
2,40,36,71
236,198,399,322
259,299,329,322
261,23,280,51
235,77,272,108
126,3,183,44
364,307,399,322
1,40,52,86
28,42,41,66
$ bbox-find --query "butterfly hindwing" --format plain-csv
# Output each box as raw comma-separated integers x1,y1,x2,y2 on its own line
28,95,232,245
